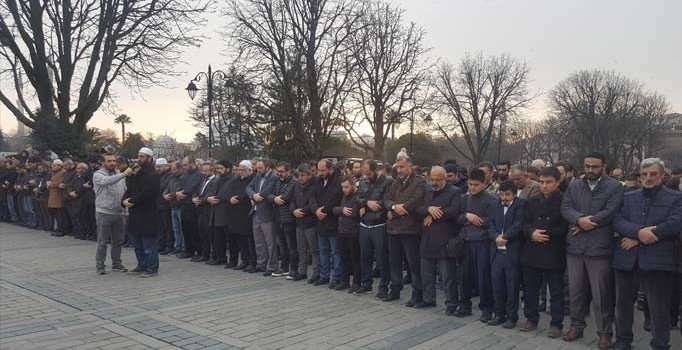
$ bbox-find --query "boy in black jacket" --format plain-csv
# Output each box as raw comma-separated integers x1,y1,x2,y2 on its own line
333,176,361,292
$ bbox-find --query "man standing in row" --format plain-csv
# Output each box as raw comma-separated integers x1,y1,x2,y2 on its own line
509,165,541,200
288,164,319,282
229,161,256,271
247,160,278,275
312,159,342,287
207,160,236,266
192,163,216,262
384,156,425,305
269,161,297,277
561,152,623,349
156,158,174,255
176,157,202,259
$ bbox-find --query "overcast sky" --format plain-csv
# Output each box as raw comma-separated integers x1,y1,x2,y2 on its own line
1,0,680,142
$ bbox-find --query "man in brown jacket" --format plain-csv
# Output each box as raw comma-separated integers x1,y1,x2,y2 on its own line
47,159,67,236
509,165,541,200
383,155,426,306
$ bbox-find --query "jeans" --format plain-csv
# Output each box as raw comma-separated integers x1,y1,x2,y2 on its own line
422,257,458,307
359,225,389,290
95,213,125,269
132,233,160,273
318,235,341,281
523,265,565,328
171,207,184,251
22,194,35,226
7,194,18,222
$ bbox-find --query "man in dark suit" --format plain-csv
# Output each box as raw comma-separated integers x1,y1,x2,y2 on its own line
311,159,343,287
487,180,526,329
206,160,236,266
246,159,278,275
520,167,568,338
612,158,682,350
191,163,216,262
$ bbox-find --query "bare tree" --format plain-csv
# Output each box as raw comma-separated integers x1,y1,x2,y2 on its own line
225,0,360,160
549,69,670,169
341,0,428,158
0,0,208,153
431,53,532,164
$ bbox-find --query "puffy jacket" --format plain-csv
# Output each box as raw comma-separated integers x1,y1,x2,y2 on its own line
613,186,682,272
356,173,392,226
290,178,317,229
268,175,297,224
561,175,623,257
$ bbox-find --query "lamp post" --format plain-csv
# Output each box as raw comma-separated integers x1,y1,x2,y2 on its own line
186,64,229,158
408,111,432,158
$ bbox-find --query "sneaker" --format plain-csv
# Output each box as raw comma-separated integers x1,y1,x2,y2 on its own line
139,272,158,278
111,265,128,273
382,292,400,302
126,268,145,275
271,269,289,277
288,273,307,281
262,271,273,277
348,285,360,294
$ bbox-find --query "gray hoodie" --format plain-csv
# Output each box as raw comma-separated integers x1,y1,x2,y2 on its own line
93,168,127,215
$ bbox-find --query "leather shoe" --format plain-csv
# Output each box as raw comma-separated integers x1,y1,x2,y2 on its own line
414,301,437,309
382,293,400,302
487,317,505,326
445,306,457,316
313,278,329,286
453,308,472,317
502,320,516,329
562,328,583,342
519,321,537,332
479,314,493,323
598,335,612,350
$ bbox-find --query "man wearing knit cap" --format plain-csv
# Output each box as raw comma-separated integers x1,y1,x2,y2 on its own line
155,158,174,254
228,160,257,270
206,159,237,266
47,159,68,235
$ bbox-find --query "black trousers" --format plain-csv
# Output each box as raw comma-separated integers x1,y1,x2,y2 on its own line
388,234,422,299
615,268,674,350
422,257,458,307
214,226,239,264
359,225,390,290
338,230,361,286
48,207,68,233
66,203,81,236
491,252,520,322
237,233,256,266
461,240,494,315
158,210,173,250
180,205,199,255
276,222,298,272
197,211,212,258
523,265,565,328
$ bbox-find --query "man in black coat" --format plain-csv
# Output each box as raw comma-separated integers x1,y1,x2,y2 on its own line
192,163,217,263
229,161,257,271
417,166,462,312
333,176,361,292
520,167,568,337
123,147,161,277
175,157,203,259
288,164,319,282
206,160,237,266
311,159,343,287
155,158,174,254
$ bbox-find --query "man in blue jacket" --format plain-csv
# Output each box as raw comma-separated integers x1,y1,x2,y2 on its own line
487,180,526,329
612,158,682,350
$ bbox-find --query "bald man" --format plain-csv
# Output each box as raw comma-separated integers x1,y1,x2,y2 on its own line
509,166,541,200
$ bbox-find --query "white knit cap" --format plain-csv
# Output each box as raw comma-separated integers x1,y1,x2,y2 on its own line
53,159,64,166
239,160,253,169
138,147,154,156
155,158,168,166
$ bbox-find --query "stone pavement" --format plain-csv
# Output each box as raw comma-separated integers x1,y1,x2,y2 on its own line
0,223,679,350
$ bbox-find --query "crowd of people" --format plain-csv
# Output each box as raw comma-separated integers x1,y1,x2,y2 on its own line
1,147,681,350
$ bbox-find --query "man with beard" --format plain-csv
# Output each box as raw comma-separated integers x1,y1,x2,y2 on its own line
384,155,426,305
206,160,237,266
124,148,161,278
155,158,174,254
268,161,298,277
612,158,682,350
333,176,361,291
59,158,76,235
76,163,97,241
176,157,203,259
417,166,463,312
561,152,623,349
66,162,89,239
287,164,319,282
32,162,51,231
478,161,499,198
496,160,511,182
351,161,363,185
191,163,216,262
229,160,256,271
93,153,132,274
163,162,184,255
356,159,393,297
246,159,278,275
311,159,343,287
555,161,575,193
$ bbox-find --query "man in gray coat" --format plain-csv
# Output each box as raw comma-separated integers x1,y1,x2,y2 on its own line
246,159,278,275
93,153,132,274
560,152,624,349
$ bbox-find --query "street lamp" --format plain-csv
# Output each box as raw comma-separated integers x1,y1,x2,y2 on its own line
186,64,229,158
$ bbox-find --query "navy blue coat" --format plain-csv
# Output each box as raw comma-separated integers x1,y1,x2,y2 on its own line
487,198,526,264
246,170,277,222
612,186,682,272
416,184,463,259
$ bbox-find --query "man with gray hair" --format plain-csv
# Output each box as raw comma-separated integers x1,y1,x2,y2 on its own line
509,165,541,200
612,158,682,350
